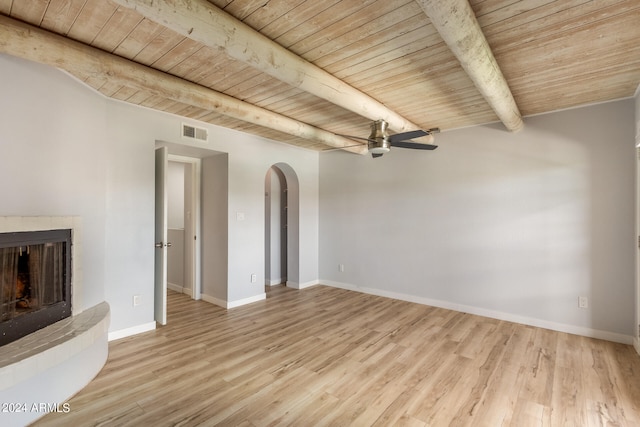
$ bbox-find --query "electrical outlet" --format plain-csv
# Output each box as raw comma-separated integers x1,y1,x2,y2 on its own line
251,274,257,283
578,296,588,309
339,264,344,272
133,295,141,307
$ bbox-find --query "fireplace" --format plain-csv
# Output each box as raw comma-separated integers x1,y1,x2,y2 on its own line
0,229,72,346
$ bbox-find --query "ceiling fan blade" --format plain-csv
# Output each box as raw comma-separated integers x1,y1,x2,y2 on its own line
388,129,429,143
390,141,438,150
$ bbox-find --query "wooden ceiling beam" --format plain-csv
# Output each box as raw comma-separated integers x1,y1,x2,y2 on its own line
110,0,436,143
415,0,524,132
0,15,366,154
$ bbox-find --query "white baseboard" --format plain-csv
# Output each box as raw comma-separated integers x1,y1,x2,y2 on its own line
228,293,266,308
265,278,284,286
321,280,635,345
286,279,319,290
201,292,266,309
168,282,193,297
200,293,227,308
167,282,183,293
108,321,156,341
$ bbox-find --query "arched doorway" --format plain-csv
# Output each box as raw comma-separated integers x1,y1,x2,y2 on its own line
265,163,299,287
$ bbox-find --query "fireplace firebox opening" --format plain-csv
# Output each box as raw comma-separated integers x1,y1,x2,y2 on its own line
0,229,72,346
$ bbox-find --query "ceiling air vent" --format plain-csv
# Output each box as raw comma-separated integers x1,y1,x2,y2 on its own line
182,123,208,142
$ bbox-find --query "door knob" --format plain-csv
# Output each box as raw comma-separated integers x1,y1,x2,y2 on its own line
155,242,164,248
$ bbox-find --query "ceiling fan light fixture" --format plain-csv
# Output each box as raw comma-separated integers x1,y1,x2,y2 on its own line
369,145,390,154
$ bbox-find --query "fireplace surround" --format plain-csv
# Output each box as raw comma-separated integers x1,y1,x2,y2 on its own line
0,216,109,426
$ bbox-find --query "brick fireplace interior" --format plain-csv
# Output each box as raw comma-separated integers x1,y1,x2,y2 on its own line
0,229,72,346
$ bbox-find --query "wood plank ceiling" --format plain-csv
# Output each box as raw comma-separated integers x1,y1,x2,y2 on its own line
1,0,639,152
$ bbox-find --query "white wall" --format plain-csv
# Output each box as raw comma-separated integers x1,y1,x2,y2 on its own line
202,153,229,301
108,86,320,315
320,99,636,341
0,53,320,335
0,55,109,313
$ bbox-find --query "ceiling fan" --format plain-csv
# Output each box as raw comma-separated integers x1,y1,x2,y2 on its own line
338,119,439,158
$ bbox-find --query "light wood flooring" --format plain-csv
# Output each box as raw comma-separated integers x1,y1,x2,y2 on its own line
33,285,640,426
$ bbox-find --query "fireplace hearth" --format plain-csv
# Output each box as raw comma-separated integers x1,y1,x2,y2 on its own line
0,229,71,346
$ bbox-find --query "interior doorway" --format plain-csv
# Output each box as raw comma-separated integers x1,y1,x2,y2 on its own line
265,166,288,286
155,140,227,321
167,155,200,299
167,155,201,301
155,143,204,325
265,163,300,288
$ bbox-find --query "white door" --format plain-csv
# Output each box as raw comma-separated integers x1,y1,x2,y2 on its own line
155,147,168,325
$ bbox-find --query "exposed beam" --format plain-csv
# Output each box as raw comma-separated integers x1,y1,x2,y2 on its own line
0,15,366,154
415,0,524,132
110,0,435,144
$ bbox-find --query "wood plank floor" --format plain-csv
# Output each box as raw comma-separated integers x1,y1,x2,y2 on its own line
33,285,640,426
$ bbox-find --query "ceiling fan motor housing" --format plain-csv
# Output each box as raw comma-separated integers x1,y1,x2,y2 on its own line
368,120,391,154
